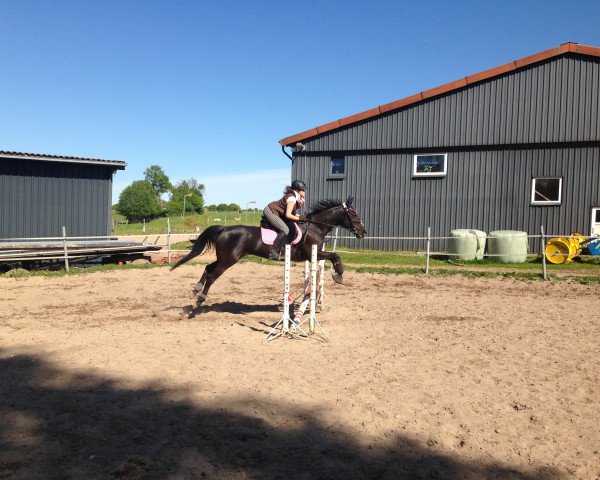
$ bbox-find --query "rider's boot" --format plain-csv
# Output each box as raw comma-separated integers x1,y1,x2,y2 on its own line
268,232,287,260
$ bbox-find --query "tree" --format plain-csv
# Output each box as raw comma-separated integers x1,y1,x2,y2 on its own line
167,178,205,216
217,203,229,211
117,180,162,222
227,203,241,211
144,165,172,196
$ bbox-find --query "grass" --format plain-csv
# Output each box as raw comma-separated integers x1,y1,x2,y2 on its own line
3,252,600,284
111,210,263,235
240,254,600,284
332,246,600,271
171,241,193,250
350,265,600,284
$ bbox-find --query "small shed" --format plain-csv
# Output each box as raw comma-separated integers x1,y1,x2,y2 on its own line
0,151,126,239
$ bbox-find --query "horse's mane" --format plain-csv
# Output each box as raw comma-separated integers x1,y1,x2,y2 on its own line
307,199,342,217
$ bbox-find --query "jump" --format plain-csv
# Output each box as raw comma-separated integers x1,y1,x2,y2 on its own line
170,196,367,307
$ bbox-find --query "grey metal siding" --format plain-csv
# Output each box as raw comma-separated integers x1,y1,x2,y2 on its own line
304,55,600,152
0,159,114,238
293,147,600,252
289,54,600,252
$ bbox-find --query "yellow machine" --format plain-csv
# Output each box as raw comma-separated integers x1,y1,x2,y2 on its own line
544,232,585,264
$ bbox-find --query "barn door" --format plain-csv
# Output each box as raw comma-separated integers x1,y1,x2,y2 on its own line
591,208,600,236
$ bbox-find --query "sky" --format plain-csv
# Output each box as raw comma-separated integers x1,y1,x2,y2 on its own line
1,0,599,209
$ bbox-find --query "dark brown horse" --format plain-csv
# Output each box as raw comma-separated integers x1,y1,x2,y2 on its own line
171,196,367,306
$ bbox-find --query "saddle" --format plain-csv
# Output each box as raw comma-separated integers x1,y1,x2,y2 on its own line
260,215,302,245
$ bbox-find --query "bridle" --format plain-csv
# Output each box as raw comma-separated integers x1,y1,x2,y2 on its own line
342,202,366,236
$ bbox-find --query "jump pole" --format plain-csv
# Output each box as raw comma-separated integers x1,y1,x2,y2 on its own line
265,244,326,341
265,245,302,341
294,246,315,331
294,245,326,338
317,256,325,310
282,244,291,333
308,244,317,333
292,258,311,328
317,243,334,310
298,246,325,316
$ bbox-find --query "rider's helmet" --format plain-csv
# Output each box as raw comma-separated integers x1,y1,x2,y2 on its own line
291,180,307,191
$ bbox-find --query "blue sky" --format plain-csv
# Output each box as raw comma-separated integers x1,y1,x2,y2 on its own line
1,0,599,208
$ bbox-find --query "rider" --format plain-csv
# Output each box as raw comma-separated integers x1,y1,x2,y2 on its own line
263,180,307,260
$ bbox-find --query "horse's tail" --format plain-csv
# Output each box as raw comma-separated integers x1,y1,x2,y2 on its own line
170,226,225,271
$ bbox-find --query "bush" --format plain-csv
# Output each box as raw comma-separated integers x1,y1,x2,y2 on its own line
183,214,204,230
167,179,205,216
117,180,162,223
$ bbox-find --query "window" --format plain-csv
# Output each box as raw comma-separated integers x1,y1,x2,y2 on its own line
330,156,345,177
531,177,562,205
413,154,447,177
591,208,600,236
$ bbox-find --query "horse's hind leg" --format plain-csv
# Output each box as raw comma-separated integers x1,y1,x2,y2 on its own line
191,269,209,299
192,262,215,305
193,260,234,307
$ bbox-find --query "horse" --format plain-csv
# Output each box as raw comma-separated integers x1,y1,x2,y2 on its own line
170,196,367,307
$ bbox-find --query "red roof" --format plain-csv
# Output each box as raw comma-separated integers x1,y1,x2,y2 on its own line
279,42,600,147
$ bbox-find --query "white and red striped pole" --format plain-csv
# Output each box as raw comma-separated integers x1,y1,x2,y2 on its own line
281,244,291,333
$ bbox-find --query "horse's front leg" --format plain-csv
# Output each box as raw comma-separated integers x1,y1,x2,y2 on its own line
317,251,344,284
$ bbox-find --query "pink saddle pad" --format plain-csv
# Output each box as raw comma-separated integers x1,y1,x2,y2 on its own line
261,224,302,245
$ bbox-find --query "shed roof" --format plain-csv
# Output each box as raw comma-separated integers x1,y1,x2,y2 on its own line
279,42,600,147
0,150,126,170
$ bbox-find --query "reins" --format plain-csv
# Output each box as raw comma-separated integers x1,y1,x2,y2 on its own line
299,219,336,228
296,215,338,250
299,203,360,236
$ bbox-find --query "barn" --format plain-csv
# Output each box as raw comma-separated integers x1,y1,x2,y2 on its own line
280,42,600,251
0,150,126,239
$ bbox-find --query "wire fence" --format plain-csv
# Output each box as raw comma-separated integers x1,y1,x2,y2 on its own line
323,226,600,281
2,223,599,280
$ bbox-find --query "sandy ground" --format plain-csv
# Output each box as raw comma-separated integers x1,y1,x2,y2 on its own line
0,261,599,480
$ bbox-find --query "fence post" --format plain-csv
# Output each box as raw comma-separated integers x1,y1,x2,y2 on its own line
167,218,172,264
540,225,547,280
425,226,431,276
62,226,70,272
318,244,325,310
309,245,318,333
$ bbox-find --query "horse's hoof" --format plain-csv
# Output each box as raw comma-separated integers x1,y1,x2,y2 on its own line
190,283,205,298
182,305,196,319
196,293,207,306
332,273,343,284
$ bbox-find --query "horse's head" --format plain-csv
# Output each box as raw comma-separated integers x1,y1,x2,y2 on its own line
341,196,367,239
307,197,367,239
